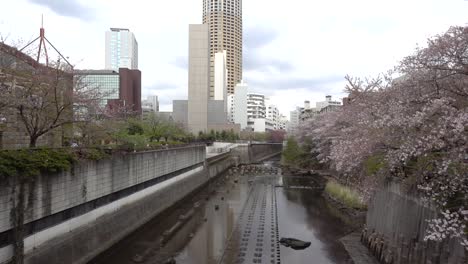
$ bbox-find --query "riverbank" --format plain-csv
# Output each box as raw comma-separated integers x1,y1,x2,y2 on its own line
323,180,366,230
281,165,366,230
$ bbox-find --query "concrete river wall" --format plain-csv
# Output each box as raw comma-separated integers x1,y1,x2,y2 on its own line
0,143,282,264
363,179,466,264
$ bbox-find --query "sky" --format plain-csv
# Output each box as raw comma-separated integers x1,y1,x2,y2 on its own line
1,0,467,118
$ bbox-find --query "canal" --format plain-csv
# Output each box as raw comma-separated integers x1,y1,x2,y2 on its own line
90,158,353,264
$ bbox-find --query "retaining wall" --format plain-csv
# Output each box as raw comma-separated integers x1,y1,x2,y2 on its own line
363,179,466,264
230,143,282,165
0,146,205,264
250,143,283,163
0,143,278,264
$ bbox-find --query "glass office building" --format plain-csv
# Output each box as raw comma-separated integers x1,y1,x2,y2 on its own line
74,70,119,106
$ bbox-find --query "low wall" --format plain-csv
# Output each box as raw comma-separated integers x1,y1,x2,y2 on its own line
250,143,283,163
363,179,466,264
230,143,282,165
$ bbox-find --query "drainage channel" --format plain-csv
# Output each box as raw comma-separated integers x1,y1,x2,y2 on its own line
219,175,281,264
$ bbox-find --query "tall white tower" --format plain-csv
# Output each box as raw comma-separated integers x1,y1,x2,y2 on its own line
105,28,138,70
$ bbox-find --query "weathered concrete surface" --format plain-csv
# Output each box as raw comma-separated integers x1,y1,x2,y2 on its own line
26,166,206,264
230,143,282,165
0,146,206,234
366,180,466,263
340,233,379,264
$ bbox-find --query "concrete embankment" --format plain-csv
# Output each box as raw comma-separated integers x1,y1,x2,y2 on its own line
0,143,282,264
362,179,466,264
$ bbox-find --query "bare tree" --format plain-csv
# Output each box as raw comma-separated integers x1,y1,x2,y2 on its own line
0,43,103,148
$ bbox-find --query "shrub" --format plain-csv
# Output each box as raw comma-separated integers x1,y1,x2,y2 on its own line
325,180,366,209
0,148,75,178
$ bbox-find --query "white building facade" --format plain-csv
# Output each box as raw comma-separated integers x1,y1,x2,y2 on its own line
278,115,288,130
316,95,341,111
232,81,248,129
214,50,228,113
247,93,266,119
266,105,280,130
288,106,303,132
142,95,159,115
105,28,138,70
246,93,275,132
147,95,159,112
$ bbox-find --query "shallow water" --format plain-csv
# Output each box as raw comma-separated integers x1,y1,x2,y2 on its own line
90,161,352,264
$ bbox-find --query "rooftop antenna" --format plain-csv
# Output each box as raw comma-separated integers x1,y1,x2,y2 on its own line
19,15,73,69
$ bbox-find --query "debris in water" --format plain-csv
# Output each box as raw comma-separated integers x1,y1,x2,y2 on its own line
279,237,311,250
215,205,219,210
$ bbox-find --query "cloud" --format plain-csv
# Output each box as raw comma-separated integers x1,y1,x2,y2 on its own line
171,56,188,70
146,82,181,91
28,0,94,20
243,26,294,73
244,27,278,49
248,75,345,93
244,55,294,73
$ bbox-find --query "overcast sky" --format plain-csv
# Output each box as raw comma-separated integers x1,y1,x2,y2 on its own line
1,0,467,117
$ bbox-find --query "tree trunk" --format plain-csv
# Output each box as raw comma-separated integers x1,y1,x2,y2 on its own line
29,136,38,148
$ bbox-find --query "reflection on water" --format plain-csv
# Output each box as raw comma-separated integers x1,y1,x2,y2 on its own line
174,176,249,264
278,177,352,264
91,161,352,264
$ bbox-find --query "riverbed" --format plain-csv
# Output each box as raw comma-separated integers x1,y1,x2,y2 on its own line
90,159,353,264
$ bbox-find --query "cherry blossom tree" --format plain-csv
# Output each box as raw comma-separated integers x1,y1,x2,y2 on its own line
297,26,468,248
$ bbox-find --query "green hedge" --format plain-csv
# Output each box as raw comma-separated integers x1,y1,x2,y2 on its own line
0,148,75,178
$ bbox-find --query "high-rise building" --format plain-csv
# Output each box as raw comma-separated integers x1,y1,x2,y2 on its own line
172,24,240,134
187,24,210,133
105,28,138,70
203,0,242,96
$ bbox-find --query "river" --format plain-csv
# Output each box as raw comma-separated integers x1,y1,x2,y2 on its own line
90,158,353,264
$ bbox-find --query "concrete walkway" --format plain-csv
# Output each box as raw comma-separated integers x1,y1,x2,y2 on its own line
340,232,379,264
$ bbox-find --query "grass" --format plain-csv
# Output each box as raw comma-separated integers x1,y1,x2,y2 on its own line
325,181,366,210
